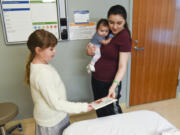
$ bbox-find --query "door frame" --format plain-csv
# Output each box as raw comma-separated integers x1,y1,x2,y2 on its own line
125,0,133,107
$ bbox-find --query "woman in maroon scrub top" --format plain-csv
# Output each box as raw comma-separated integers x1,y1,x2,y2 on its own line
86,5,132,117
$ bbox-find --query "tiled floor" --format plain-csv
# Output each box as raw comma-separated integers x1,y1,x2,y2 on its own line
5,97,180,135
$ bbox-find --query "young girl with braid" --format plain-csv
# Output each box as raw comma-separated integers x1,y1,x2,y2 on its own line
25,29,93,135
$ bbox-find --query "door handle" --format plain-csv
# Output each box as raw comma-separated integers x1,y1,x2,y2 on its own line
134,46,144,50
134,40,144,50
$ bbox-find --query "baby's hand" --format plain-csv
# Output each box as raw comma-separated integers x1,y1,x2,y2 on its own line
101,38,112,45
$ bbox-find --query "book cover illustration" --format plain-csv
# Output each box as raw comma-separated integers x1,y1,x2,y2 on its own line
91,97,117,110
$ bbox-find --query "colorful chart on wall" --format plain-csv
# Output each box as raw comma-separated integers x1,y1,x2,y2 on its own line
0,0,67,44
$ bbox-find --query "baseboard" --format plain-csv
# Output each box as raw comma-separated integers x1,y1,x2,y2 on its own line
178,92,180,99
120,102,127,111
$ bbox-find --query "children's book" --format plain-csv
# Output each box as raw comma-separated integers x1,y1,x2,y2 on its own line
91,97,117,110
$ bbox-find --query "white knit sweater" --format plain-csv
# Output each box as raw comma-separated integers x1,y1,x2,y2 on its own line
30,63,88,127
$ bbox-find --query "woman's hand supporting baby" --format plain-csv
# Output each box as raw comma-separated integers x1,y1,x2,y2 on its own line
86,43,96,56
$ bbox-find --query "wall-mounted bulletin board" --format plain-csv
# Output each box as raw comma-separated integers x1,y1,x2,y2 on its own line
0,0,68,45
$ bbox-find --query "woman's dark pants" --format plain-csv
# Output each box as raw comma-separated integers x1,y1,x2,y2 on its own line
91,77,122,117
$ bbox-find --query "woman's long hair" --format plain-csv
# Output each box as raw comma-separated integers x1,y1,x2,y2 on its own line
107,5,131,37
25,29,57,85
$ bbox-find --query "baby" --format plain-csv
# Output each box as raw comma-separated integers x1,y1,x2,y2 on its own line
87,19,113,73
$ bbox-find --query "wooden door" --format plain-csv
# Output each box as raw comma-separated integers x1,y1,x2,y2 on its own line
130,0,180,106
